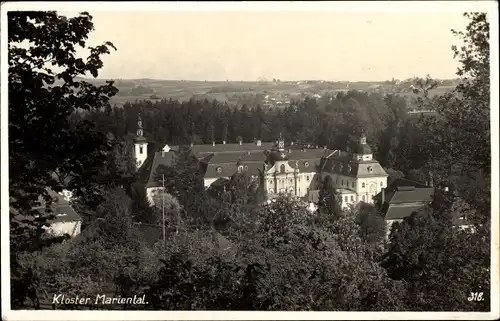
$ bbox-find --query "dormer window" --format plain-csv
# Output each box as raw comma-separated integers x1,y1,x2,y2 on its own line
347,165,352,172
368,166,373,173
216,167,222,173
244,165,249,171
238,165,243,173
304,162,310,168
339,164,344,172
362,183,365,188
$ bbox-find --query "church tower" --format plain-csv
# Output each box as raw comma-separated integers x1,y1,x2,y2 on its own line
134,115,148,169
353,133,373,161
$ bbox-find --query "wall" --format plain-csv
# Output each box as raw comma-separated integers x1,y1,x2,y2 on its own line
321,172,387,205
134,142,148,168
355,177,388,203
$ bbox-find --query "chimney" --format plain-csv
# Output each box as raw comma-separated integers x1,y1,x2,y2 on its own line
239,140,242,146
428,172,434,187
444,186,449,192
212,141,215,146
190,142,194,148
256,140,262,146
223,140,226,145
161,151,165,157
291,142,294,146
381,188,385,204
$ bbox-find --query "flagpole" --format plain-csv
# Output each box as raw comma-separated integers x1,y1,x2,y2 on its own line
162,174,165,244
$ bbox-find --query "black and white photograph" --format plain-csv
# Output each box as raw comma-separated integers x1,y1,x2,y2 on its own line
1,1,498,320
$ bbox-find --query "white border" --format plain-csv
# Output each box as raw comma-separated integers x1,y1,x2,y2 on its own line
1,1,499,320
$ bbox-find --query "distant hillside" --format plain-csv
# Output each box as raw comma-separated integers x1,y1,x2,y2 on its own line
69,78,458,107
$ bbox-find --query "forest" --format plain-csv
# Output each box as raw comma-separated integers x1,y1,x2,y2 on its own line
7,11,491,311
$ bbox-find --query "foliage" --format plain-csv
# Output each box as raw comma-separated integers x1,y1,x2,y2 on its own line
8,11,119,307
355,203,387,245
150,190,183,228
382,201,489,311
316,176,343,220
385,168,405,186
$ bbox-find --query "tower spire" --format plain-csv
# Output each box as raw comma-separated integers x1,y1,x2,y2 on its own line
278,132,285,152
134,113,148,169
137,114,144,138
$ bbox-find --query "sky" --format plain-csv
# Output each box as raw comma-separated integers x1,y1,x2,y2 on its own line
16,2,488,82
81,10,470,82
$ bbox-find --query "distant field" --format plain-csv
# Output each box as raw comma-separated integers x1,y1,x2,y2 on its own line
77,78,456,107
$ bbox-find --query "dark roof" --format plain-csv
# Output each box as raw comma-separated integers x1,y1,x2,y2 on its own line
146,151,177,188
373,178,434,205
190,142,274,155
385,204,425,220
320,152,387,178
287,148,330,161
17,189,82,224
16,204,81,224
288,158,321,172
206,151,267,164
204,162,262,179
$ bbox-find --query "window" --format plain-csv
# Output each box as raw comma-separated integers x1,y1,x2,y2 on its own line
306,176,310,181
244,165,248,171
341,180,344,186
280,164,286,173
238,165,243,173
352,181,355,188
289,178,293,183
339,164,343,172
347,165,352,172
139,146,143,154
368,166,373,173
268,179,273,185
362,183,365,188
362,195,365,201
216,167,222,173
269,189,274,194
345,196,348,202
351,195,354,201
304,161,310,168
380,182,383,187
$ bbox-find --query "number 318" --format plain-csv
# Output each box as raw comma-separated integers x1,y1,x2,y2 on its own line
468,292,484,302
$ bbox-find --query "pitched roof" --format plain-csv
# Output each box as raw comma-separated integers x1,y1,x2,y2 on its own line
320,155,388,178
385,204,425,220
16,203,82,224
373,178,434,205
206,151,267,164
190,142,274,155
204,162,263,179
146,151,177,188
